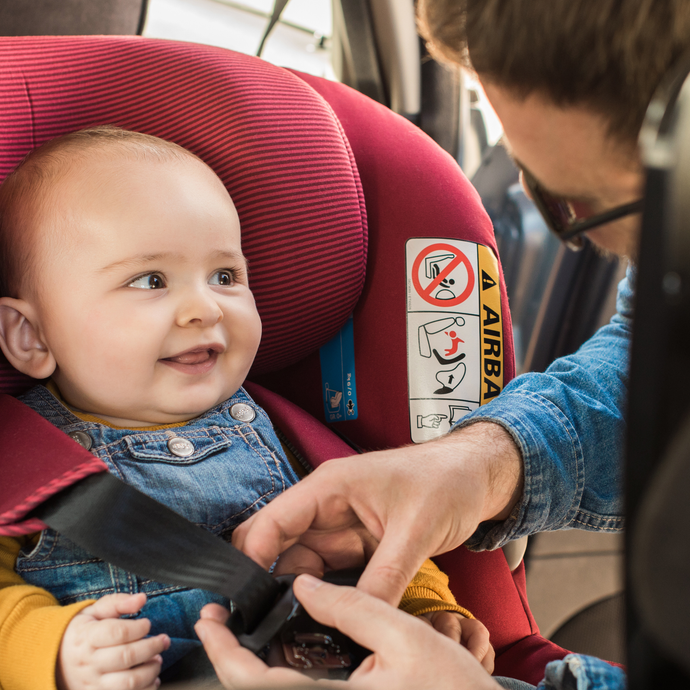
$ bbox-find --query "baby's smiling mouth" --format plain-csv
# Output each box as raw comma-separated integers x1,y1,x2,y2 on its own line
160,345,223,373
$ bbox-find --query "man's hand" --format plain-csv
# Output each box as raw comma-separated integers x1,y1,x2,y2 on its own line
233,422,523,605
420,612,495,673
57,593,170,690
195,575,502,690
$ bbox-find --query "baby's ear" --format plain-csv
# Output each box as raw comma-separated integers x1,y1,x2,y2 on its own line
0,297,56,379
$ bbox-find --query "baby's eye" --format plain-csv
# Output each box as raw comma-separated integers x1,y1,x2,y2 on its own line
209,270,234,286
128,273,166,289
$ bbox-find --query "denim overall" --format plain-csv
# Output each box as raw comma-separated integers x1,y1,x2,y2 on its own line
15,384,300,669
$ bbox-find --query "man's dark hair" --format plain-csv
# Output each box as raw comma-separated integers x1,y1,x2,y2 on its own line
417,0,690,145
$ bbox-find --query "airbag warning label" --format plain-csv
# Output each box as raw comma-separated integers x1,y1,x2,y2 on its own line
406,238,503,443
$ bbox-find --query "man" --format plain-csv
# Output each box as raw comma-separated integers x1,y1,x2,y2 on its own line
196,1,690,687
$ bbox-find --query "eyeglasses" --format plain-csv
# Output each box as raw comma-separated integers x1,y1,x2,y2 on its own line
520,165,645,251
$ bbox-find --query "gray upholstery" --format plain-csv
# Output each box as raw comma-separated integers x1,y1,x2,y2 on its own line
0,0,148,35
550,593,625,665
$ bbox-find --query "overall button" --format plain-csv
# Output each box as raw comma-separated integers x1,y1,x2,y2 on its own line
167,437,195,457
68,431,93,451
230,403,256,423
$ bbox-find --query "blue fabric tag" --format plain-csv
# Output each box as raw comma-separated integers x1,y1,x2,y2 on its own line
319,315,358,422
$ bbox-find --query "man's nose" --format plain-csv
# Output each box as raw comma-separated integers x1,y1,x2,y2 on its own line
176,288,223,327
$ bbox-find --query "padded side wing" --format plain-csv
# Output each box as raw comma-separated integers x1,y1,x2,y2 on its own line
0,395,107,535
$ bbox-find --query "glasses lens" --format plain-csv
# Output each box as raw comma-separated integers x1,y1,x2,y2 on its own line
521,167,585,249
538,191,576,233
521,171,573,232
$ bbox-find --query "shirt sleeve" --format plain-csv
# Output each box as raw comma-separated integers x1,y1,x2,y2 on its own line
539,653,626,689
0,535,93,690
398,558,474,618
457,266,634,551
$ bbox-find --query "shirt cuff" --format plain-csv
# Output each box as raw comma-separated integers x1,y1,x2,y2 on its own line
454,388,585,551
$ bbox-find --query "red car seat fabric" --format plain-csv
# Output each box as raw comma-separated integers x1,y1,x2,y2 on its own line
0,35,367,397
254,71,516,451
0,36,564,684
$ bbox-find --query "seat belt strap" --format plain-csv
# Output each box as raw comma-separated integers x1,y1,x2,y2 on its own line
256,0,290,57
31,472,283,643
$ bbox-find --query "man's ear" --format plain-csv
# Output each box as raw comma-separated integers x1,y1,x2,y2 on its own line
0,297,56,379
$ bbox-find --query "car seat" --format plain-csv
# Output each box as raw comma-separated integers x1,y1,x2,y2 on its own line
0,35,572,684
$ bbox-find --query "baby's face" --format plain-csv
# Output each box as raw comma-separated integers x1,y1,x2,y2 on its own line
29,151,261,426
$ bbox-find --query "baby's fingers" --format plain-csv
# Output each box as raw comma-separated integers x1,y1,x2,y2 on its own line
461,621,495,674
83,592,148,620
474,640,495,674
428,611,463,643
93,635,170,673
89,617,152,649
99,658,162,690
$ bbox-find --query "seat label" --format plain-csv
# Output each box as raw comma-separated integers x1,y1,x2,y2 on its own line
406,239,503,443
319,314,358,422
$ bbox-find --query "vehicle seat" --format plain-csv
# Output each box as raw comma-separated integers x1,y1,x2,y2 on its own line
0,35,567,684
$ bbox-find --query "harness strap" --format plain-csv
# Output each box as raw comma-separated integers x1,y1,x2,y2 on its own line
31,472,283,642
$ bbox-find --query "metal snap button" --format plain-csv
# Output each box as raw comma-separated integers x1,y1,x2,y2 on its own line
229,403,256,423
167,437,195,458
68,430,93,451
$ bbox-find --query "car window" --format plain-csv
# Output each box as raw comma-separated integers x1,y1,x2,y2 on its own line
144,0,335,79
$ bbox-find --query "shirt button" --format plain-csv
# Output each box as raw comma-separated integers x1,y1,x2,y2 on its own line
167,437,195,457
229,403,256,423
68,431,93,451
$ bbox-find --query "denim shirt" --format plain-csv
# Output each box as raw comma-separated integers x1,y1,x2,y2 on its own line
538,654,626,690
497,654,627,690
458,265,633,551
462,269,634,690
14,385,300,669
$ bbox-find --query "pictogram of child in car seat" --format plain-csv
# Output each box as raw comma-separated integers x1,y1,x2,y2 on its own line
325,384,343,411
426,253,457,301
418,316,467,393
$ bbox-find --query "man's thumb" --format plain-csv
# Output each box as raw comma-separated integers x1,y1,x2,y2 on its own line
293,574,412,654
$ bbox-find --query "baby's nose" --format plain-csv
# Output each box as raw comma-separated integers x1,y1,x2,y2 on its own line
176,290,223,327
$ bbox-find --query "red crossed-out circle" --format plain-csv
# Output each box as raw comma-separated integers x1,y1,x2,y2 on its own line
411,243,475,307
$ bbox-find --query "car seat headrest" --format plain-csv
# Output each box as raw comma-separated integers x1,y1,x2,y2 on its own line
0,36,367,396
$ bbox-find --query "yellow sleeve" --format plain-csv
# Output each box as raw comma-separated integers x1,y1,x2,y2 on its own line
398,558,474,619
0,535,93,690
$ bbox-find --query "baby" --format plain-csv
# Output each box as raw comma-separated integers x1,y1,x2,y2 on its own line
0,127,492,690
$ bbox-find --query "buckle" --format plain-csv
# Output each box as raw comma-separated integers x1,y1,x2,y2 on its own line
281,628,352,670
234,569,370,675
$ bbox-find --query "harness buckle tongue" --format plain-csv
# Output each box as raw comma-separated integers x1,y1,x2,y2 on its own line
235,574,300,654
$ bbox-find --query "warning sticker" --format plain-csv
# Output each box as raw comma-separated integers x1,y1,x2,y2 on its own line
406,239,504,443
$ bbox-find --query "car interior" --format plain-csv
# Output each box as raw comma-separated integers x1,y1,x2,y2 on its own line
0,0,685,686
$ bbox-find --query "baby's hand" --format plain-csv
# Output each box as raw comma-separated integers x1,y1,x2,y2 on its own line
57,592,170,690
420,611,495,674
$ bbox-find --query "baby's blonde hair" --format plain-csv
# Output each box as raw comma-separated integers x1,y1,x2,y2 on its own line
0,126,203,298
